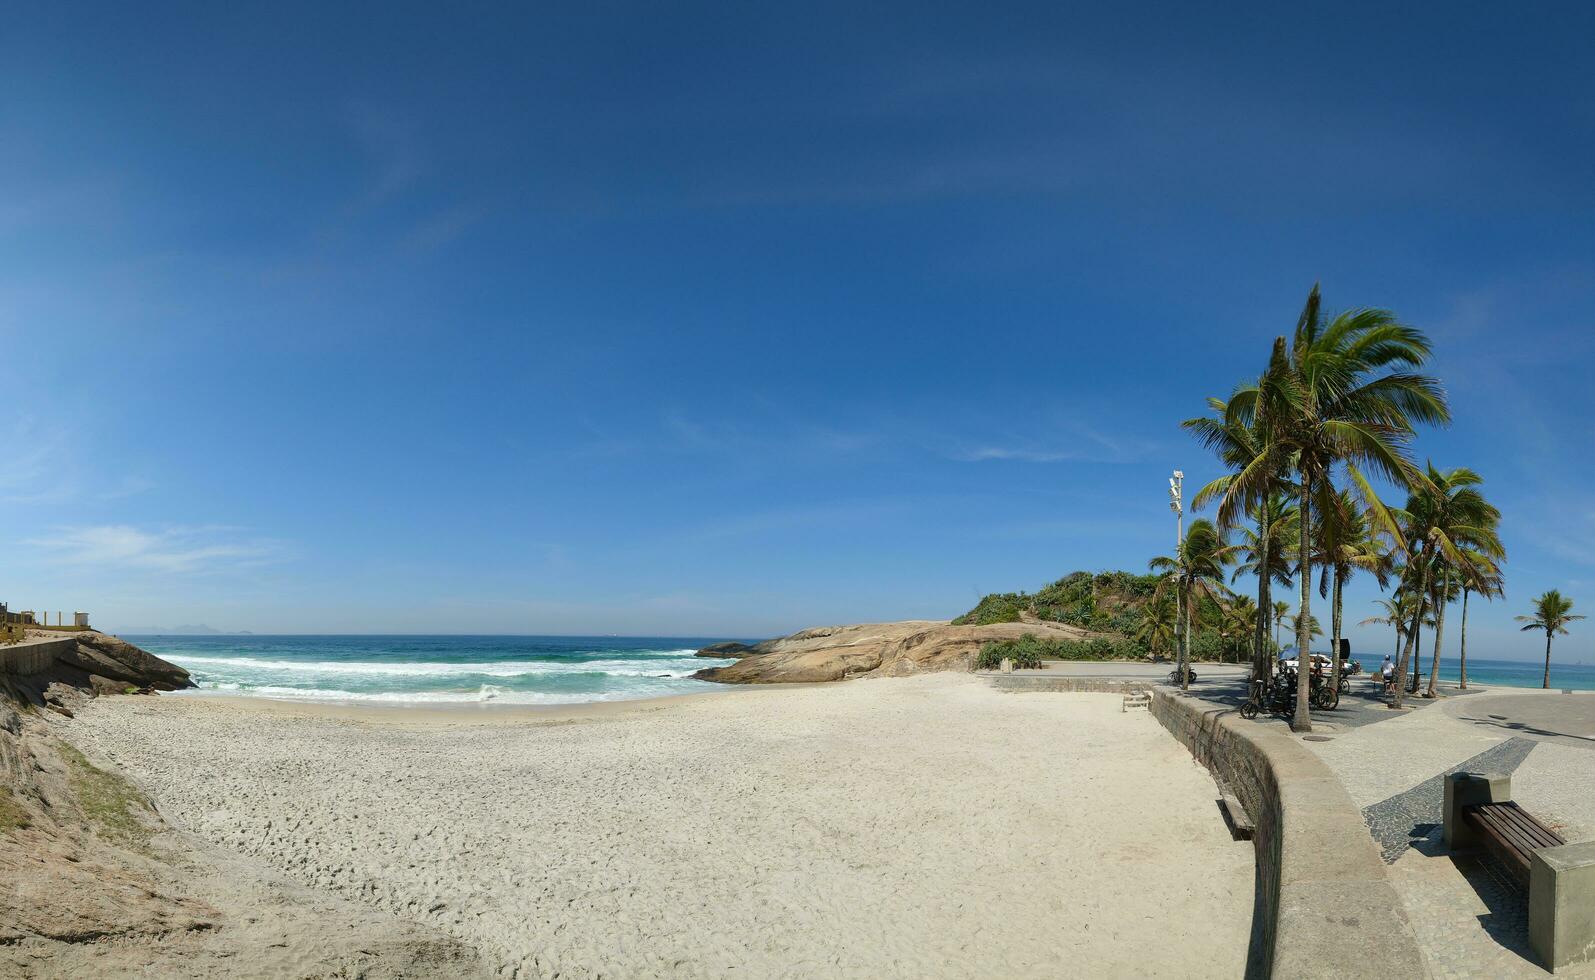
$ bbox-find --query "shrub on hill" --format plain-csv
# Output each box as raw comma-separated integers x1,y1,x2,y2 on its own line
973,633,1149,669
955,593,1028,625
954,570,1164,634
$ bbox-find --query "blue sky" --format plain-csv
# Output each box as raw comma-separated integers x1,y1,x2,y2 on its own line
3,2,1593,659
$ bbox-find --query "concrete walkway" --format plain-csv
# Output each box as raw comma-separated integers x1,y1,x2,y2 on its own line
1298,686,1595,978
982,666,1595,976
991,660,1476,731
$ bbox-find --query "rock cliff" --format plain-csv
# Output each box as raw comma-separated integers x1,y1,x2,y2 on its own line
692,619,1100,684
1,631,194,714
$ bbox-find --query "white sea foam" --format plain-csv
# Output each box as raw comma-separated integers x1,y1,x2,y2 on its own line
186,681,689,705
173,654,727,679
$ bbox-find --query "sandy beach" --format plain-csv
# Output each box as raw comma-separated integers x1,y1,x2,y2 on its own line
64,674,1253,978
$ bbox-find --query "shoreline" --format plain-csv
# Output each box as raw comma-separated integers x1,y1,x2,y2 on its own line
159,679,823,725
163,664,1594,721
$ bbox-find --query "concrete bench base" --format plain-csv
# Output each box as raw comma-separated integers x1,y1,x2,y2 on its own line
1532,841,1595,973
1444,772,1513,849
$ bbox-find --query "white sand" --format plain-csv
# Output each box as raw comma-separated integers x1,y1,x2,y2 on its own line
68,674,1253,979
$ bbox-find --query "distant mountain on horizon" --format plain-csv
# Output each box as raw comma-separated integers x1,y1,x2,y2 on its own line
110,624,250,636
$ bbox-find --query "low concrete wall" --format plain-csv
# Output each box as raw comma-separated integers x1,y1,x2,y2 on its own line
1149,687,1426,979
986,675,1152,695
0,637,78,677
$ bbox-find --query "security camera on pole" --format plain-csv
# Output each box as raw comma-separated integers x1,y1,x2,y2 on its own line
1169,470,1186,687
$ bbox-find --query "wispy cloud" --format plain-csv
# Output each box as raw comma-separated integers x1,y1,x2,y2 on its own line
1518,504,1595,570
571,407,1161,470
955,446,1079,463
0,416,76,504
346,101,427,204
948,421,1159,465
573,409,886,462
96,475,157,501
0,419,155,505
674,499,909,543
25,525,284,574
396,202,484,256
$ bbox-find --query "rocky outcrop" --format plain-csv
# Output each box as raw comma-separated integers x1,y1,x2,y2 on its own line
1,632,193,709
692,619,1101,684
695,641,760,659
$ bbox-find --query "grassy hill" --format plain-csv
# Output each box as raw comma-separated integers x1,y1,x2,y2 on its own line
952,570,1163,635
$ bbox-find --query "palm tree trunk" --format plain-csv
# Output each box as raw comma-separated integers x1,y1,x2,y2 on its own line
1181,579,1192,691
1426,573,1448,698
1255,516,1270,692
1544,632,1553,689
1392,556,1429,709
1411,602,1424,693
1459,588,1471,689
1329,572,1344,695
1294,471,1312,732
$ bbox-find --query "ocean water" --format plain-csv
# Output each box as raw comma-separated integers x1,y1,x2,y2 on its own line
1347,652,1595,691
1431,656,1595,691
124,635,742,705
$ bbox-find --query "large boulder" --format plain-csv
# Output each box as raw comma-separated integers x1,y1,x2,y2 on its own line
694,641,760,659
55,633,192,691
1,632,193,706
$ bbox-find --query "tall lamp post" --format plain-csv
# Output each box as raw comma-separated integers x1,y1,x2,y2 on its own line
1169,470,1184,679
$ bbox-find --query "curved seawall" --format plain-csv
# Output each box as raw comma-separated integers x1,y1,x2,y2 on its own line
1148,687,1426,979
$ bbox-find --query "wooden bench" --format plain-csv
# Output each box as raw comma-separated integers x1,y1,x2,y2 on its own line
1463,800,1566,885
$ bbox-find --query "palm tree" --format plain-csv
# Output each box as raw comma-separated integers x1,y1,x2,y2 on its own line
1313,487,1393,694
1222,596,1260,662
1360,597,1408,664
1516,590,1584,689
1282,612,1322,646
1424,572,1464,697
1273,600,1291,650
1385,465,1503,705
1391,578,1430,693
1133,592,1178,659
1186,397,1295,690
1226,496,1297,673
1454,546,1504,689
1220,286,1449,730
1360,592,1431,666
1149,518,1235,690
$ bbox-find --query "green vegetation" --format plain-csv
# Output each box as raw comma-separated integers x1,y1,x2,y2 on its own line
1149,518,1234,688
954,570,1162,633
1400,465,1504,700
954,593,1029,626
974,633,1147,669
59,741,155,853
958,568,1265,666
1176,285,1534,729
973,635,1048,669
0,786,32,833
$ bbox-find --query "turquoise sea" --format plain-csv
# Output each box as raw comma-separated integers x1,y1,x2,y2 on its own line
124,635,742,705
1348,652,1595,691
1430,656,1595,691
